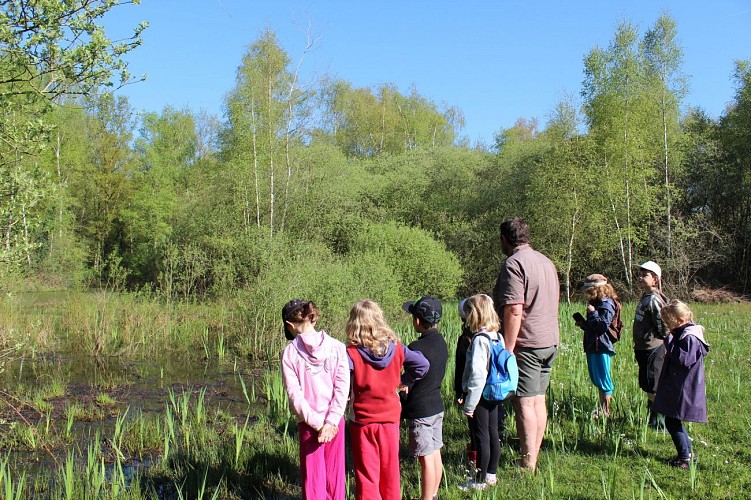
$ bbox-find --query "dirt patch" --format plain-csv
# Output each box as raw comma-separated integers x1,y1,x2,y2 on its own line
690,286,748,303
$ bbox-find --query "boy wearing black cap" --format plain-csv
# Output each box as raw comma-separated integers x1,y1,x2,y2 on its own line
401,296,448,500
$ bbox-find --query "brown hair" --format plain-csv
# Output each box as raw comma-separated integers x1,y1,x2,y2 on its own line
465,294,501,334
499,217,530,247
285,300,320,325
346,299,398,357
583,283,619,301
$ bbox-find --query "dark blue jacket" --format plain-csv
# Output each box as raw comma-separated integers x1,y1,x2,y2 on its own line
582,297,616,355
653,323,709,423
401,328,448,419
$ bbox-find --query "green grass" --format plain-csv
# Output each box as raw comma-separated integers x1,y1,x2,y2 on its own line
0,299,749,498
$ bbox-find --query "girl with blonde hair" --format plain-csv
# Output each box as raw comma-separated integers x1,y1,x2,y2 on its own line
460,294,503,491
346,299,428,500
654,300,709,469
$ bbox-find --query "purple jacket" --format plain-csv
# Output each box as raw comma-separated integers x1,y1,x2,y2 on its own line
653,323,709,423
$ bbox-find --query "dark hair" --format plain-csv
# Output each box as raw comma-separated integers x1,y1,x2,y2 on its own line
283,300,320,325
499,217,530,247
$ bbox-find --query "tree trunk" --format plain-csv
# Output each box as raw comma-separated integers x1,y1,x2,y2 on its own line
662,91,671,258
268,80,275,237
251,100,261,229
565,195,579,305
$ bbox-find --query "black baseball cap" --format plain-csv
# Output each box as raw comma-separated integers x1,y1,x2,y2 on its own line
402,296,442,324
282,299,306,338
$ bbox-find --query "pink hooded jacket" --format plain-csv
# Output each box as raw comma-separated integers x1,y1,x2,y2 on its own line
281,330,350,430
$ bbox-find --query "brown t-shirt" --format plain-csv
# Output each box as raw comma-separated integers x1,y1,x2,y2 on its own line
493,244,560,348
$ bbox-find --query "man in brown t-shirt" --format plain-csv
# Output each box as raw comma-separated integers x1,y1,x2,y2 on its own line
493,217,559,472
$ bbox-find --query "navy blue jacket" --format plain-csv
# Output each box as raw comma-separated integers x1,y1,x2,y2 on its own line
582,297,616,355
401,328,448,419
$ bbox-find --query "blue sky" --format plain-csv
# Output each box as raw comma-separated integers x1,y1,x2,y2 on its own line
104,1,751,145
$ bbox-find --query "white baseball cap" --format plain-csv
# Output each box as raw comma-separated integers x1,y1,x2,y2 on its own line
639,261,661,279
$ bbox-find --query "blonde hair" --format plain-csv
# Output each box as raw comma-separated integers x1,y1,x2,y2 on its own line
346,299,398,356
465,294,500,333
660,299,694,326
583,283,618,301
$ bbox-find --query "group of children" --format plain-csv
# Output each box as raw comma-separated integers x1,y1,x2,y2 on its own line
281,297,445,500
281,261,710,499
575,261,709,470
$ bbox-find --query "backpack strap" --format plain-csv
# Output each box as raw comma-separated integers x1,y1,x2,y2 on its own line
474,331,500,343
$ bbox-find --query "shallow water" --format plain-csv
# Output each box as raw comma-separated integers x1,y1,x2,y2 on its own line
0,352,266,490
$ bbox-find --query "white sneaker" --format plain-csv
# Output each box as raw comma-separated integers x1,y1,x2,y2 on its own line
458,479,487,491
485,473,498,486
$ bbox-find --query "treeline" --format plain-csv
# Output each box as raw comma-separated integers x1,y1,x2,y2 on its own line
2,5,751,328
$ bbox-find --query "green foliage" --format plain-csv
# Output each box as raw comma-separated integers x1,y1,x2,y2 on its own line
0,1,146,274
3,16,751,298
324,80,462,157
231,233,403,359
221,29,310,236
349,220,462,300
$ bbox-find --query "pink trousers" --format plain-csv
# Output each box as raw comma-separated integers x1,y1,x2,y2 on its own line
350,421,401,500
298,417,346,500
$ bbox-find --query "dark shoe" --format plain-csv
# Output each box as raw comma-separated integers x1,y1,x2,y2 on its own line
668,455,697,469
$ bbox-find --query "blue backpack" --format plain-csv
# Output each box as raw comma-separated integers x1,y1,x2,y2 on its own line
476,332,519,402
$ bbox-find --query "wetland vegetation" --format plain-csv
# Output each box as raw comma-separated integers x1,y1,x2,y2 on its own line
3,2,751,497
1,294,750,498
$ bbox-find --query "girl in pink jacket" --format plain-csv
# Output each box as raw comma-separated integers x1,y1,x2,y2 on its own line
281,299,350,500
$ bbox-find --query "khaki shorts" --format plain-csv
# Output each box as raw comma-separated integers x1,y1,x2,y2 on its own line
515,346,558,397
408,412,444,457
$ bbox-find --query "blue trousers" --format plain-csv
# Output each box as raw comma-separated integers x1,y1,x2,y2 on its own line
586,352,614,395
665,416,692,459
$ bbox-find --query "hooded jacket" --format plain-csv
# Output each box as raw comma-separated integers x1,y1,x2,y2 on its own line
281,330,350,431
653,323,710,422
347,341,429,424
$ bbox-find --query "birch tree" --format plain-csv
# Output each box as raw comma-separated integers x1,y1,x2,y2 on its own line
582,21,663,289
223,29,312,236
643,15,686,258
0,0,145,271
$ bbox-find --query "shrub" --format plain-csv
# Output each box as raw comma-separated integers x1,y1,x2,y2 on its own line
349,221,463,300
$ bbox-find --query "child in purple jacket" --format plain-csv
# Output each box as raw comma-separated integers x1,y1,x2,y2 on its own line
653,300,710,469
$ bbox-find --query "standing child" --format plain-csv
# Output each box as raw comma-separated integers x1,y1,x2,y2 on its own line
654,300,709,468
401,296,448,500
347,299,429,500
575,274,618,417
281,299,350,500
460,294,503,491
633,260,669,428
454,298,477,468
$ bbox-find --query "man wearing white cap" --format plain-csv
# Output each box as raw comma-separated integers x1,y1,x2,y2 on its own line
633,260,669,429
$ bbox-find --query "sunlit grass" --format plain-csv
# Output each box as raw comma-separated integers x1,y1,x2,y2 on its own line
0,299,749,497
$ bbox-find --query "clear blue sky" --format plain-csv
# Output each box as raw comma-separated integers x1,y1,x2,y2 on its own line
104,1,751,145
